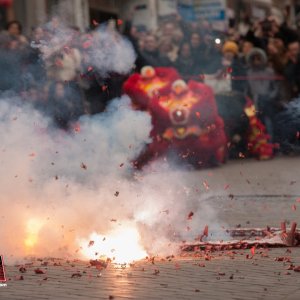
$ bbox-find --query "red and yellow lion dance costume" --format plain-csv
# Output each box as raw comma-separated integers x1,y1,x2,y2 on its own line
244,98,275,160
123,66,228,169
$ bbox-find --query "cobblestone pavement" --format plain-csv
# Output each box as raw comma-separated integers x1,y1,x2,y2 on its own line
2,249,300,300
2,157,300,300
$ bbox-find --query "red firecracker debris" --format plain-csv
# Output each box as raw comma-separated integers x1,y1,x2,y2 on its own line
73,123,80,133
227,67,233,74
204,254,211,261
293,266,300,272
153,269,160,275
286,264,295,270
203,181,209,190
71,272,82,278
80,162,87,170
82,40,92,49
90,259,108,269
19,267,26,273
88,240,94,247
274,257,290,262
34,268,45,274
203,225,209,237
187,211,194,220
281,222,287,233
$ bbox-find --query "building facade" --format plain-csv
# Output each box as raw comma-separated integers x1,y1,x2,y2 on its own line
0,0,296,34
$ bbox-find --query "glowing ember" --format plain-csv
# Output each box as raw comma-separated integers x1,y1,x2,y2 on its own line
79,226,147,264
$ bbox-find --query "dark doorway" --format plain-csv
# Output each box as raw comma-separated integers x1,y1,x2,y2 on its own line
89,8,118,28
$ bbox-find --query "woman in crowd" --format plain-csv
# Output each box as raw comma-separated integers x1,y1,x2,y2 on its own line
175,42,199,79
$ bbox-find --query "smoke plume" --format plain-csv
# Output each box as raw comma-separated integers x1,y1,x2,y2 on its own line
0,18,225,264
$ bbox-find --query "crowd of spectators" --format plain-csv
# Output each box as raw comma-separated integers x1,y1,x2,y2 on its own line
0,18,124,129
0,12,300,152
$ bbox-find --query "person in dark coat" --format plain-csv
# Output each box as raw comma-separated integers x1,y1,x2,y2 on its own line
175,42,198,79
122,20,148,71
140,34,161,67
190,32,206,74
274,97,300,154
0,34,23,92
284,40,300,99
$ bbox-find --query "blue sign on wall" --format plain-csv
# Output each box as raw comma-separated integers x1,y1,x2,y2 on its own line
178,0,226,22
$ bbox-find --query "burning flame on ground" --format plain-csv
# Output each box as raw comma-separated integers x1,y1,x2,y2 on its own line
24,218,45,252
79,226,148,264
22,218,147,264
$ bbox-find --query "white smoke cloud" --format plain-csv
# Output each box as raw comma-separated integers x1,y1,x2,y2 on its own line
37,19,136,79
0,14,225,264
88,27,136,76
0,96,150,261
0,95,226,263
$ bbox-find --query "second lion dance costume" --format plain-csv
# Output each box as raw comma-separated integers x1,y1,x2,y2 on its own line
123,66,227,169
